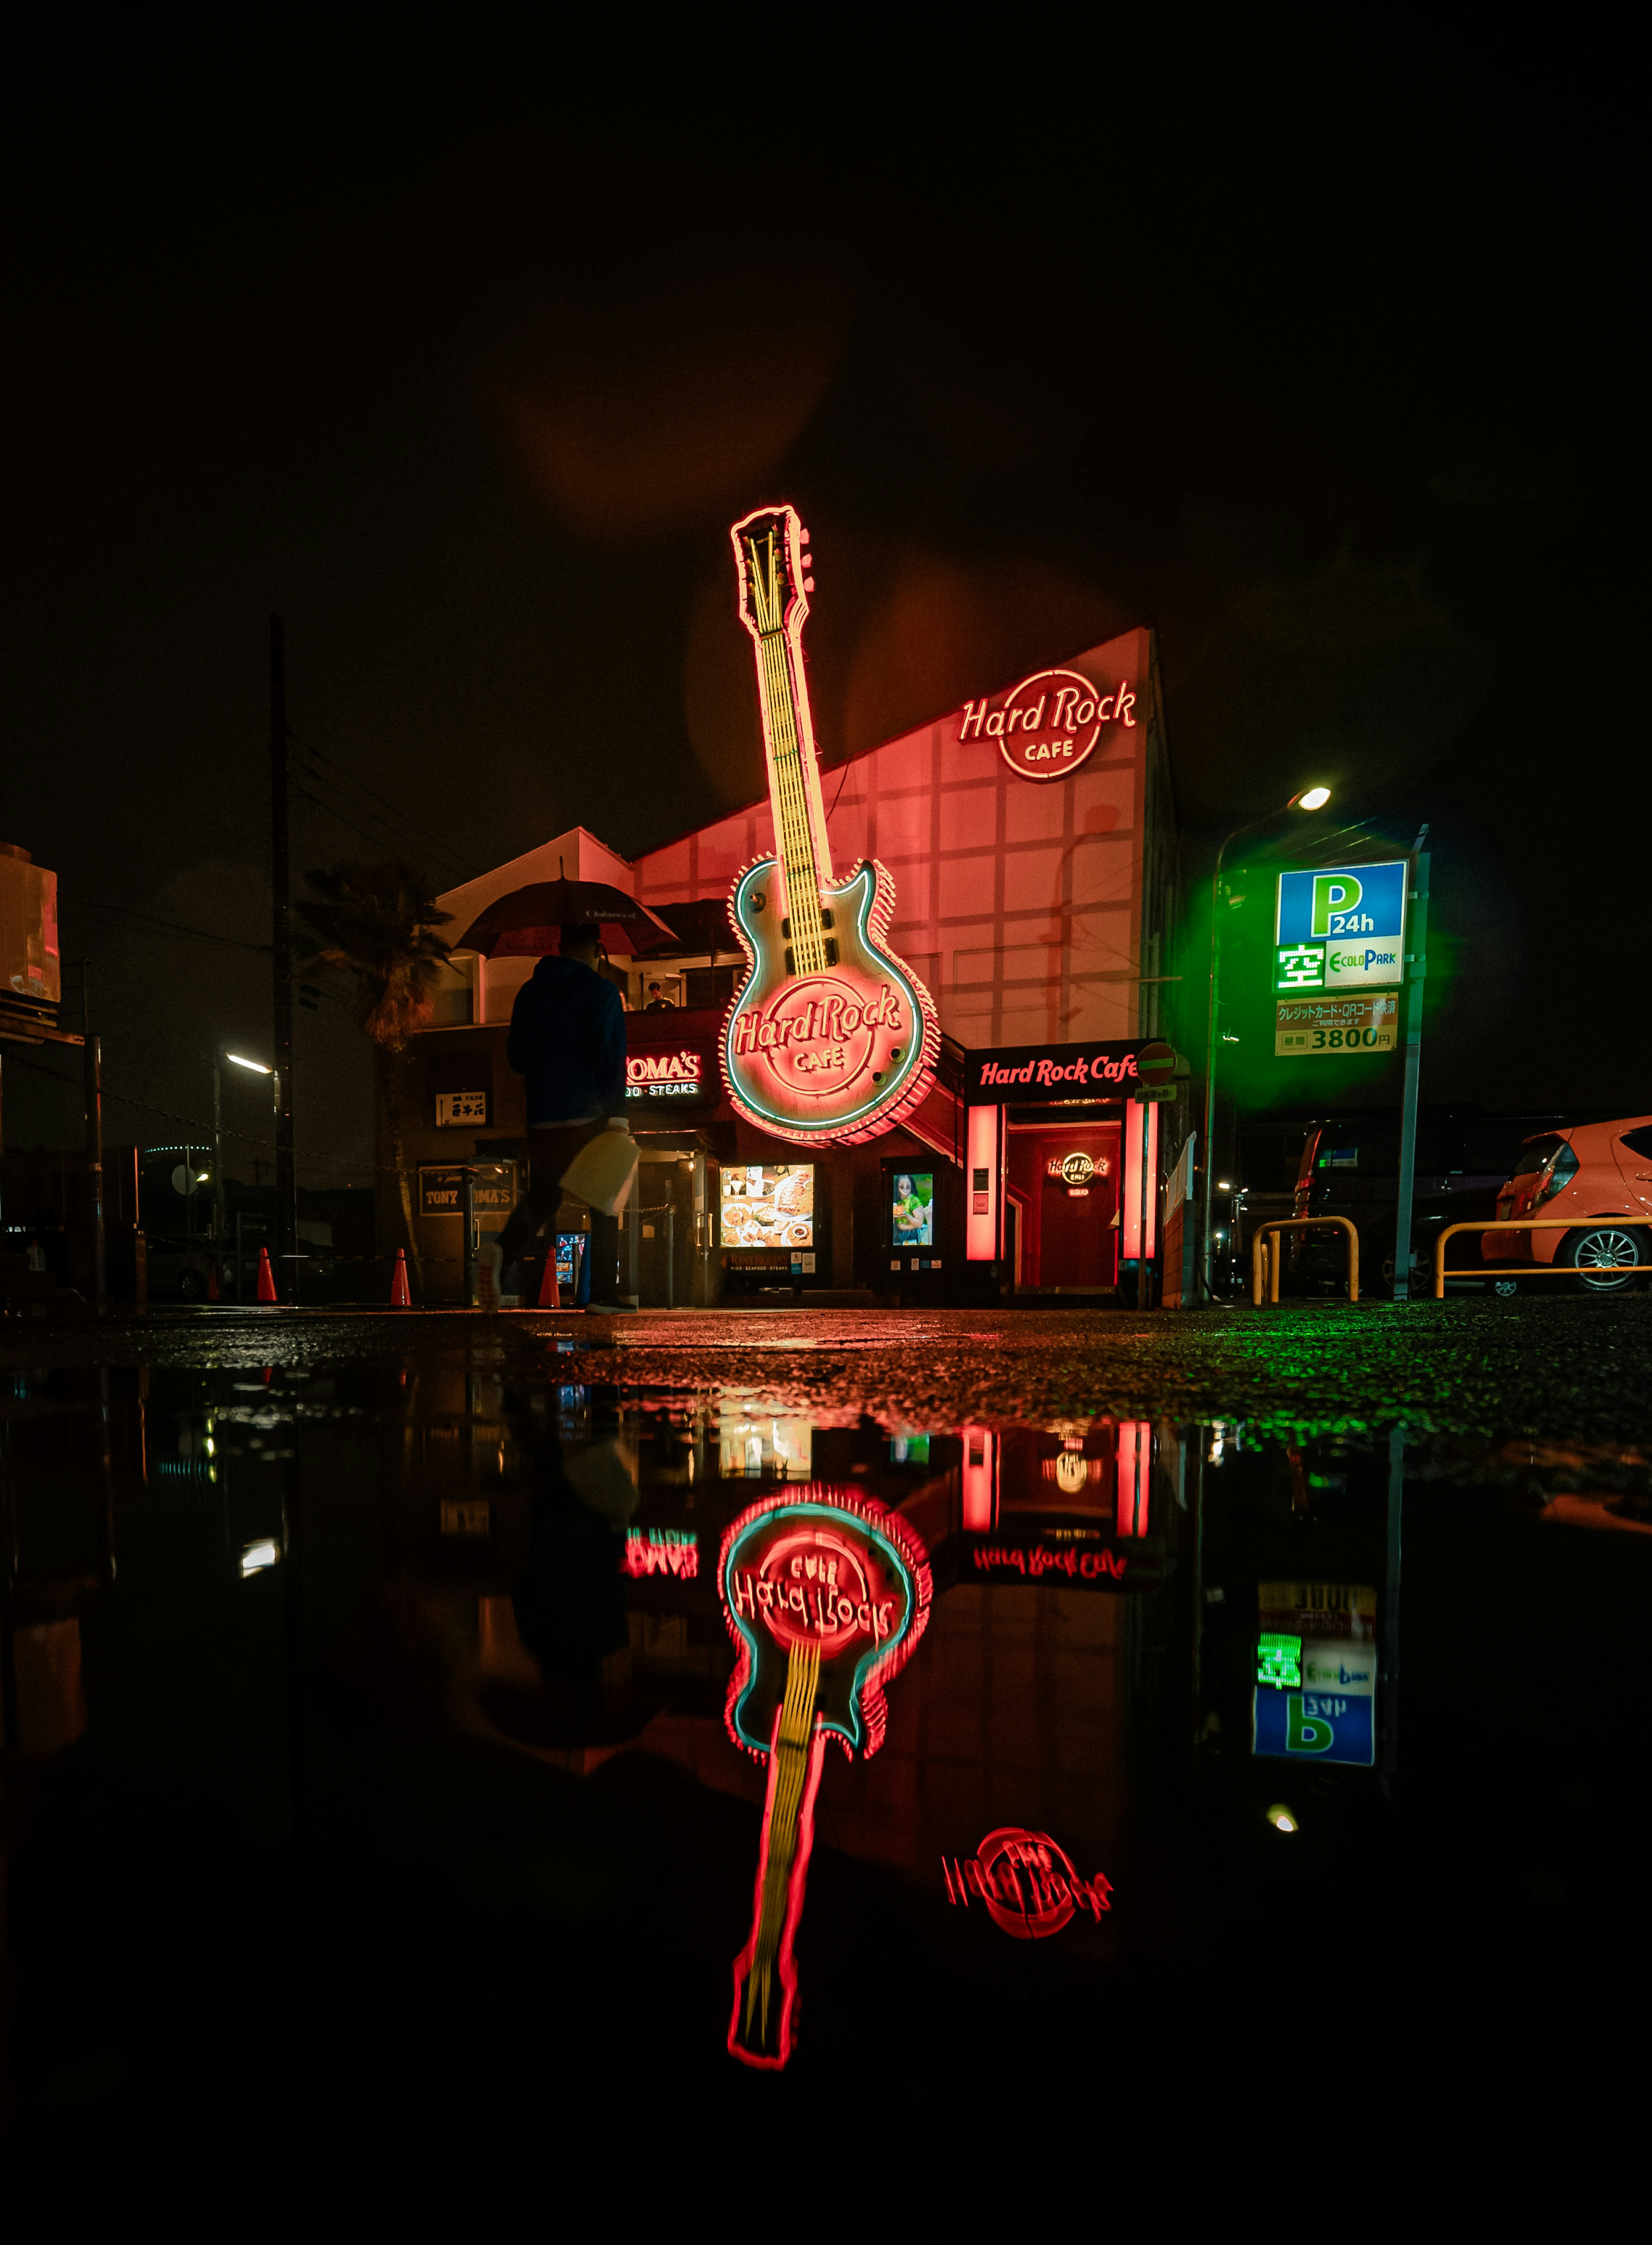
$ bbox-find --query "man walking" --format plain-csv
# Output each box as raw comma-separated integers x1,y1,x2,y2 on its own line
482,923,635,1312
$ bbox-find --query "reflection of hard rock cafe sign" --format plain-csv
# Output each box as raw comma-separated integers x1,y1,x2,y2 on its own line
943,1828,1113,1939
722,504,940,1146
720,1487,931,2068
959,666,1137,783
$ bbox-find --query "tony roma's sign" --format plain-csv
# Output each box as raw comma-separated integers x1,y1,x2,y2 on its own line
965,1039,1143,1103
417,1163,518,1219
1275,861,1407,994
626,1008,723,1112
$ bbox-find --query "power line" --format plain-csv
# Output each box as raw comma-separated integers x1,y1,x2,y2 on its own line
60,898,269,953
3,1050,378,1182
290,734,483,882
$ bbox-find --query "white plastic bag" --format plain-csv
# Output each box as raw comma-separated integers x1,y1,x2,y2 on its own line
559,1118,640,1218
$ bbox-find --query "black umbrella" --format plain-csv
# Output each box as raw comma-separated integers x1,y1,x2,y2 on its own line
455,879,677,959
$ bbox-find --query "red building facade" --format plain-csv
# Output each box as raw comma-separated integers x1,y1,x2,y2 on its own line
393,624,1179,1304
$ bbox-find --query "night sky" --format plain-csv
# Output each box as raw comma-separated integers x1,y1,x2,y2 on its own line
2,30,1640,1183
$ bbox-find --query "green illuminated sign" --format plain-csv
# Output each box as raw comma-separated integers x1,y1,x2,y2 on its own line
1257,1631,1303,1688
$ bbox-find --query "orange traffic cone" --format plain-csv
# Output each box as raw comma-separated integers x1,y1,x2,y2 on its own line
256,1246,277,1303
390,1248,412,1307
537,1245,561,1309
207,1261,220,1303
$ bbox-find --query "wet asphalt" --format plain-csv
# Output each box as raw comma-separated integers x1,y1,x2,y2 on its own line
5,1296,1650,1452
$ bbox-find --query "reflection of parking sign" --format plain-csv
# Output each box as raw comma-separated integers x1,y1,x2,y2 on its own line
1252,1688,1375,1765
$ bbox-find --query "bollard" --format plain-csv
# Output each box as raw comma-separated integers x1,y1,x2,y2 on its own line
256,1246,277,1303
390,1248,412,1307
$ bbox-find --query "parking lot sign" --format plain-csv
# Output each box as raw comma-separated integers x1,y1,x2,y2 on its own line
1275,861,1407,993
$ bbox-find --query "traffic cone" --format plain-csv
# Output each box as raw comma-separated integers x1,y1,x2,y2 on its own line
256,1247,277,1303
537,1245,560,1308
206,1261,220,1302
390,1248,412,1307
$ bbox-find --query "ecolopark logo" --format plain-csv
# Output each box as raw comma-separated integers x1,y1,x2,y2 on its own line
1273,860,1407,995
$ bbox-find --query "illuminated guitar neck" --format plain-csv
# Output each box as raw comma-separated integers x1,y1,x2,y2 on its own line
737,516,834,977
730,1637,824,2066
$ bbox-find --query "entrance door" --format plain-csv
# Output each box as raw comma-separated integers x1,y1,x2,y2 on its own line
1006,1126,1121,1288
1040,1161,1117,1288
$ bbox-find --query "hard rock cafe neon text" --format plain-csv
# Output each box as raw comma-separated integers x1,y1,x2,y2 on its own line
959,664,1137,782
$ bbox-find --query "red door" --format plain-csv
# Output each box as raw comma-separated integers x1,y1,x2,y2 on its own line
1007,1128,1120,1288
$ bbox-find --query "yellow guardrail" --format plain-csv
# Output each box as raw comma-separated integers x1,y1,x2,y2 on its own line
1251,1217,1360,1306
1433,1215,1652,1298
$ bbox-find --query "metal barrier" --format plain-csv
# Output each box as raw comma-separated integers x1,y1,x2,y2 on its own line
1251,1217,1360,1306
1433,1215,1652,1298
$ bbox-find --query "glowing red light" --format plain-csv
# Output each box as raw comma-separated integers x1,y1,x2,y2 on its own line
942,1827,1113,1939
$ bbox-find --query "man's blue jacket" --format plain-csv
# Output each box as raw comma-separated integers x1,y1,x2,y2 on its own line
505,955,627,1127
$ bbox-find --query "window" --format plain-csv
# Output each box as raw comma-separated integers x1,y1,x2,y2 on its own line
1511,1135,1565,1179
686,965,740,1010
1534,1143,1579,1203
1618,1126,1652,1161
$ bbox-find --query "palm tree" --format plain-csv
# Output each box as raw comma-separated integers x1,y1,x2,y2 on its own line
295,860,452,1291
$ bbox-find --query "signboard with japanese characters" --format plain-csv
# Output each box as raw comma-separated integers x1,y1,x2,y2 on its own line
1275,991,1398,1057
1274,862,1407,997
435,1089,490,1127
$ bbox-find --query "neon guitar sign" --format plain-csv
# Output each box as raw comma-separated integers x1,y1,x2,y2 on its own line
719,1486,931,2069
722,505,940,1145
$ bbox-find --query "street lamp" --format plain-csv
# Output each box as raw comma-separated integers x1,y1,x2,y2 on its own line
214,1047,278,1294
1200,786,1332,1299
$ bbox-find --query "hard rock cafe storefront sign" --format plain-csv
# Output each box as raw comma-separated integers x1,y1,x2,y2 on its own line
958,663,1137,781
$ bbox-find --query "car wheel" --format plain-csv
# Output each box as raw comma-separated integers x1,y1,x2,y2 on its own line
1560,1225,1647,1293
178,1268,205,1302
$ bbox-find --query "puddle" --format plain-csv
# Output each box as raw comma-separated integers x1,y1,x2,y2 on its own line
3,1341,1649,2144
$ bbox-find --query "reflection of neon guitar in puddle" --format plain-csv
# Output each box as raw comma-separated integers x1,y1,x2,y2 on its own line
724,505,939,1145
720,1487,931,2068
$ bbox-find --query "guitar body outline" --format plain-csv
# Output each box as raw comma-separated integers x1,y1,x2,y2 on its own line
721,853,940,1147
721,1492,929,1759
718,1486,933,2070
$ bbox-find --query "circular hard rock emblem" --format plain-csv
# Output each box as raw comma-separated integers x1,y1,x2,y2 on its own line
1060,1151,1096,1186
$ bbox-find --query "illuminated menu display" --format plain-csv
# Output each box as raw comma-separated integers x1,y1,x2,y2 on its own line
720,1164,814,1251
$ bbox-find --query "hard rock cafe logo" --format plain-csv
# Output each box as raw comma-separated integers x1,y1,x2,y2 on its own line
943,1828,1113,1939
1046,1150,1106,1185
727,1525,900,1652
959,665,1137,783
729,974,905,1097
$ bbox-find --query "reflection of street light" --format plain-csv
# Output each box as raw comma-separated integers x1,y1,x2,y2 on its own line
213,1047,279,1273
1201,787,1333,1298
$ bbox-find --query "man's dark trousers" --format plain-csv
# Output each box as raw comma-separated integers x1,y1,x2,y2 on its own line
496,1120,621,1301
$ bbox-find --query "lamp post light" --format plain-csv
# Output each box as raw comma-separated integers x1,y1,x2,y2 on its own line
1200,786,1332,1300
215,1048,278,1296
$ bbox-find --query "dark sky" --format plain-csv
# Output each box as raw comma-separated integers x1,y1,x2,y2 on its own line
1,25,1641,1182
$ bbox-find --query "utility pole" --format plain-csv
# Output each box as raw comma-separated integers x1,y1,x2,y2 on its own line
81,965,106,1313
270,617,297,1294
1391,839,1430,1301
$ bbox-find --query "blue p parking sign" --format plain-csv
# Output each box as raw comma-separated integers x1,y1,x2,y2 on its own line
1275,861,1407,993
1252,1687,1375,1766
